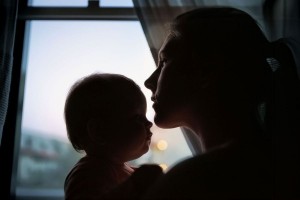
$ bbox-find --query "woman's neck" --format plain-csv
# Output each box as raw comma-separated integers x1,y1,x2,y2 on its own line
190,104,261,152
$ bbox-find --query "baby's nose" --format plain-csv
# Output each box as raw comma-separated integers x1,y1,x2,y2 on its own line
146,120,153,128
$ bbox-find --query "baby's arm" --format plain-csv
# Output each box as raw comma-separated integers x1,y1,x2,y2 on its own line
103,164,163,200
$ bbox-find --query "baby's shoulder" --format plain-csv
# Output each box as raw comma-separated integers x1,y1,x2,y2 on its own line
65,156,118,186
64,156,120,198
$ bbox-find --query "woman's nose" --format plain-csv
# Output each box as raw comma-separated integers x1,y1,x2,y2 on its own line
144,68,159,92
144,76,154,91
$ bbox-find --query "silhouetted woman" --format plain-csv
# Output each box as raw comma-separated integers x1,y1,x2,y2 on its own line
144,7,299,199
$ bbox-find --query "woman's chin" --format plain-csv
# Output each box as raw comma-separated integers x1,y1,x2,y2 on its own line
154,114,179,129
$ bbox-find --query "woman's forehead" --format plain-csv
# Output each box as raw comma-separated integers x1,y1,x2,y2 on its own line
159,35,182,58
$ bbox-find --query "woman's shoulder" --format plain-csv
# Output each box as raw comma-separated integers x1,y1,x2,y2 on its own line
170,139,270,174
144,140,272,199
167,143,237,175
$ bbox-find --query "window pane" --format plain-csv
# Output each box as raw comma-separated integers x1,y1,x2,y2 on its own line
17,20,192,197
28,0,88,7
100,0,134,7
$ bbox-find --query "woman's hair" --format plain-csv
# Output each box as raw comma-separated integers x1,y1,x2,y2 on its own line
64,73,142,152
170,7,270,60
169,7,274,108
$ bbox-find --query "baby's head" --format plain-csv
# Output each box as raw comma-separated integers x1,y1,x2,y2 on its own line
65,73,153,162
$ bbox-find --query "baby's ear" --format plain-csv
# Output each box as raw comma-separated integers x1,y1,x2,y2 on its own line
86,118,106,145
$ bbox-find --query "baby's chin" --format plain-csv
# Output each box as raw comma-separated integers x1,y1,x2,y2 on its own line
115,145,149,163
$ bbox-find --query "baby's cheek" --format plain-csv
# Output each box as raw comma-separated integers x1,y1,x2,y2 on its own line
129,131,147,147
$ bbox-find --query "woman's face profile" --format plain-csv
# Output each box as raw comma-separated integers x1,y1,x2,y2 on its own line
145,35,198,128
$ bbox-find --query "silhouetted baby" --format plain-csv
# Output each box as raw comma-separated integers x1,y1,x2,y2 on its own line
64,73,154,199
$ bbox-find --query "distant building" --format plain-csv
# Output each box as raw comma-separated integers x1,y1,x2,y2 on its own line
18,130,81,188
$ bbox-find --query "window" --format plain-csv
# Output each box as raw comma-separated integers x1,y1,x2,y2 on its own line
15,10,192,199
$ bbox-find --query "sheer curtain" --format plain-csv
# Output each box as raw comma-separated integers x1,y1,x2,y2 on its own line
132,0,266,155
0,0,19,144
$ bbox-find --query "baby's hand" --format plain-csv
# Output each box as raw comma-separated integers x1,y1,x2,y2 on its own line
131,164,164,194
104,165,163,200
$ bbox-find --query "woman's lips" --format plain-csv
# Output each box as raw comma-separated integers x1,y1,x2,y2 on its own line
151,95,158,103
151,95,156,102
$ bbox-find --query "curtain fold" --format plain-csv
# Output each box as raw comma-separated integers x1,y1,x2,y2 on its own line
263,0,300,76
0,0,19,144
